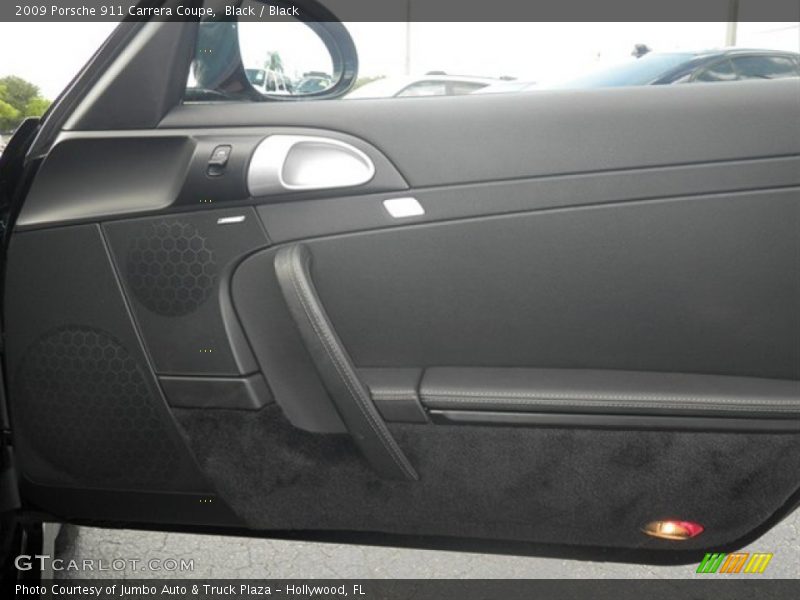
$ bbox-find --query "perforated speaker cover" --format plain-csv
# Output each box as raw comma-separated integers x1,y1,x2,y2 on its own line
126,220,217,317
14,326,179,486
105,210,267,376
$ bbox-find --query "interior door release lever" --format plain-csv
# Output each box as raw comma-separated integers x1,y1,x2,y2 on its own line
207,144,232,177
274,244,418,481
248,135,375,197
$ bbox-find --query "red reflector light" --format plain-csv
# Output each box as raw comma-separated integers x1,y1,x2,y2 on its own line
642,520,704,540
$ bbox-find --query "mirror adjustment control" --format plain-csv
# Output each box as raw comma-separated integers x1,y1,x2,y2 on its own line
207,145,232,176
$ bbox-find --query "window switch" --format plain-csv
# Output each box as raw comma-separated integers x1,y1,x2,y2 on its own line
207,145,232,176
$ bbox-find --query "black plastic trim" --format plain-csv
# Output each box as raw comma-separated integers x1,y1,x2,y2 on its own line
21,479,242,529
420,367,800,418
160,373,273,410
430,410,800,432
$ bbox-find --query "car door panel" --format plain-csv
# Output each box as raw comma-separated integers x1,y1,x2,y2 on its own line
4,76,800,561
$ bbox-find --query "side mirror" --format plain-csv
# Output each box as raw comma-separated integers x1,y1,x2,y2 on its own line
194,0,358,101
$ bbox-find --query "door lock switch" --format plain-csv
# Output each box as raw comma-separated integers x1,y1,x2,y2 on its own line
207,145,232,176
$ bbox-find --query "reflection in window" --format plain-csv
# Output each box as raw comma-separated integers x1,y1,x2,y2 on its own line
397,80,448,97
731,55,799,80
694,59,737,82
449,81,489,95
245,68,266,87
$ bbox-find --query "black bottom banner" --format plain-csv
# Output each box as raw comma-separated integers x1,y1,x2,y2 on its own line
8,579,800,600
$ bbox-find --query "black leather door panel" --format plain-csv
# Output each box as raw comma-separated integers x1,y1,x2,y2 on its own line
287,190,800,379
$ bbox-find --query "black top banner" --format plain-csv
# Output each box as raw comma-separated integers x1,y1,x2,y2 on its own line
3,0,800,22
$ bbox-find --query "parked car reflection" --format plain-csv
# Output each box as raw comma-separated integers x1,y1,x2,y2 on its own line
548,48,800,89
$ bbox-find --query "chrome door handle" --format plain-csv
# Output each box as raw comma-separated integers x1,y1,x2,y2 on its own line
247,135,375,196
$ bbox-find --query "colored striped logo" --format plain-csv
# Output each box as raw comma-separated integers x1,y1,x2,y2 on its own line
696,552,773,574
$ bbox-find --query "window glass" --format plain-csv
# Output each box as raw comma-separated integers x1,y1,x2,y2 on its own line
245,68,266,87
694,59,738,82
397,81,448,97
731,55,799,80
185,19,800,102
449,81,490,95
548,53,694,88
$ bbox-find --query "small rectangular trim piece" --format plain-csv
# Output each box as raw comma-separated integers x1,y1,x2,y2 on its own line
160,373,272,410
383,197,424,218
217,215,247,225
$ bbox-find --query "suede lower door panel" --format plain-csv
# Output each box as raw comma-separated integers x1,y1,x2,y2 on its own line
174,405,800,554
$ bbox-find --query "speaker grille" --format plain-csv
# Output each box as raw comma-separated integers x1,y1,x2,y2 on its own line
14,326,178,487
126,220,217,317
